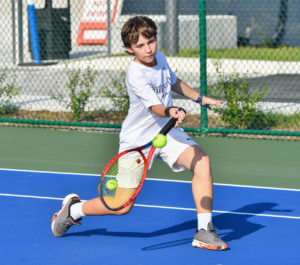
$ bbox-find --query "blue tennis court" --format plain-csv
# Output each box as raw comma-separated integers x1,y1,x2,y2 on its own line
0,168,299,265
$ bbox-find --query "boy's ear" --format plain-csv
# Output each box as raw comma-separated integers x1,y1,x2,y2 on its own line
125,46,134,55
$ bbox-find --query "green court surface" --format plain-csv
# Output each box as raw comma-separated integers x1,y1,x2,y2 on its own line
0,126,299,189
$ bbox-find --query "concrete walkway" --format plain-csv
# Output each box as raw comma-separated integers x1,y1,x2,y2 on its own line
2,55,299,114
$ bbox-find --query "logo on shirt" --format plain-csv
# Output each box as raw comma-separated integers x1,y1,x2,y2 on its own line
151,77,171,94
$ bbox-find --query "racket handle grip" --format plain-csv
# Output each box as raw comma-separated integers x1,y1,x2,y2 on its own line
159,118,177,135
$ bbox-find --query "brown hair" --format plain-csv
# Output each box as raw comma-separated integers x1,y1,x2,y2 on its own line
121,16,157,48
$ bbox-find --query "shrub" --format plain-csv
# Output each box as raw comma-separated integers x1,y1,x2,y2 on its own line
0,71,20,114
99,72,129,114
52,63,97,122
208,61,276,129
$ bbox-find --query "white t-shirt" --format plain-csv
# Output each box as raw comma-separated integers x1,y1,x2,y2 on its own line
119,51,180,150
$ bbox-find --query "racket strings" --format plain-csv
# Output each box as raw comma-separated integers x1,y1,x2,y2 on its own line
101,151,146,209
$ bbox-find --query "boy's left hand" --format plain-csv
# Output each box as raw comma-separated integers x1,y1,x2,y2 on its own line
202,96,224,110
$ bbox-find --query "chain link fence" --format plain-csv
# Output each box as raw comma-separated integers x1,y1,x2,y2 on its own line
1,0,300,139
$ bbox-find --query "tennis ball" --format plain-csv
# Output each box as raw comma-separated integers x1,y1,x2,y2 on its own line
153,134,167,148
106,179,117,190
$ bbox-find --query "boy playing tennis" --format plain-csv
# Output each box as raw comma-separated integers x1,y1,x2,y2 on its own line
51,16,228,251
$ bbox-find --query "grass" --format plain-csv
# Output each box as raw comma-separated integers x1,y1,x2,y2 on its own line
175,46,300,61
270,112,300,129
115,46,300,61
209,112,300,130
106,43,300,61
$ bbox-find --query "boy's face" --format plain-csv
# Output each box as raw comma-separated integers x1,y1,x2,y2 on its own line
126,35,157,67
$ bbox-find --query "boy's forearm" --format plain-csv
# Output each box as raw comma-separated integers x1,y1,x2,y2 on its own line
149,104,168,117
172,78,223,109
171,78,200,101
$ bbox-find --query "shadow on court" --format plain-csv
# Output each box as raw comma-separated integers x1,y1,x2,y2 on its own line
64,202,292,250
214,202,292,243
64,219,197,239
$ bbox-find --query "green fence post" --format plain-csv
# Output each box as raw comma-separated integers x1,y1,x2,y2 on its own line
199,0,208,135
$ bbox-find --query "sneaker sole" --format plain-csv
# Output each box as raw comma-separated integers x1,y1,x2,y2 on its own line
51,193,79,237
192,239,228,251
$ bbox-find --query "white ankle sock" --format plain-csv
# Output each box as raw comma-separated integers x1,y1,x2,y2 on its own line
197,212,212,231
70,202,85,220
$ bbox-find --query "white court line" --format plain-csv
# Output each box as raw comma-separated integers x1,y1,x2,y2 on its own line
1,167,300,192
1,192,300,220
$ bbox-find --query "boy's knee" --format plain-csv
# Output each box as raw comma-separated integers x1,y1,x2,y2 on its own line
192,154,212,178
196,153,211,168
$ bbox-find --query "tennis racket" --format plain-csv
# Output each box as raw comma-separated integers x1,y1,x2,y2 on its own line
98,118,177,211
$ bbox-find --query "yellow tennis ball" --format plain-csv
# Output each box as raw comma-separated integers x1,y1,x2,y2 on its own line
106,179,117,190
153,134,167,148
